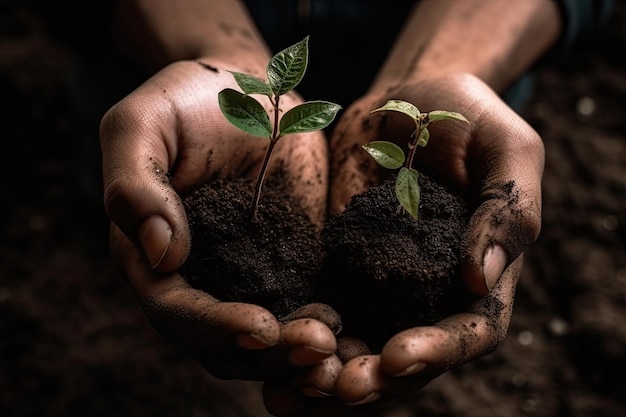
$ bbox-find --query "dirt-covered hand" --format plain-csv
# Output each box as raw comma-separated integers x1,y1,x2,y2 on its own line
330,71,543,295
265,257,524,417
101,60,332,381
101,60,328,272
110,225,338,381
325,72,543,405
332,256,523,409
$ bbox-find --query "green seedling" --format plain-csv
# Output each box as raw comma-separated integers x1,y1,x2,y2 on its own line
363,99,468,220
216,36,341,221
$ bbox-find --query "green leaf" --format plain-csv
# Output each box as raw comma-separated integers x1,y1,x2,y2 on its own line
371,99,420,122
427,110,469,124
227,71,272,97
416,127,430,147
218,88,272,138
395,167,420,219
362,141,405,169
279,101,342,135
267,36,309,96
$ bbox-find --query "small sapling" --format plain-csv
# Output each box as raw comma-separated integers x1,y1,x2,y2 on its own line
363,99,468,219
216,36,341,221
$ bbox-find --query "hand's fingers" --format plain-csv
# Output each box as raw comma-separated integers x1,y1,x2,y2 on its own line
281,303,343,335
264,358,388,417
278,318,337,367
263,338,371,413
280,305,371,365
262,337,370,415
291,355,342,397
263,355,344,417
112,223,343,380
335,355,387,405
110,223,283,378
100,62,249,273
102,133,191,273
201,317,338,381
336,336,372,362
100,83,190,273
334,256,522,405
383,255,522,374
461,110,544,295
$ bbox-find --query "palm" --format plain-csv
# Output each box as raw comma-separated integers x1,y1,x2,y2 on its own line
328,73,534,215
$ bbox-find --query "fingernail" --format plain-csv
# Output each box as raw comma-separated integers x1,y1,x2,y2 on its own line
345,392,381,406
138,215,172,269
236,333,274,350
300,387,334,398
289,345,333,367
483,244,507,291
392,361,427,377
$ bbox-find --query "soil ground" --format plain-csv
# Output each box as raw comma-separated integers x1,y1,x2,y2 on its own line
2,3,625,417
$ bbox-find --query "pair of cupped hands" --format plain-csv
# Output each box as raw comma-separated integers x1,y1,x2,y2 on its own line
100,59,544,416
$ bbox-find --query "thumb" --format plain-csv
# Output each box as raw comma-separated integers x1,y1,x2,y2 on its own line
101,98,191,273
461,180,541,296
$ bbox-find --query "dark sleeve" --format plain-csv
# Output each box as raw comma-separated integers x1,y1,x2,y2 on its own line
503,0,614,110
554,0,615,50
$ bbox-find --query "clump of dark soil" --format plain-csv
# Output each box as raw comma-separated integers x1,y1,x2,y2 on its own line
180,169,472,351
180,177,324,319
319,173,472,351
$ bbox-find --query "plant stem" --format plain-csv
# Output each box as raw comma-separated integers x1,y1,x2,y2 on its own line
250,95,282,222
406,122,423,169
250,139,276,221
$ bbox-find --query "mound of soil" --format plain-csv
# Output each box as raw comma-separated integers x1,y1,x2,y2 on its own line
180,177,323,320
179,171,473,354
320,174,471,352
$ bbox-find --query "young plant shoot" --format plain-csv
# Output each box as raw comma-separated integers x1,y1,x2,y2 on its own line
216,36,341,221
363,99,468,219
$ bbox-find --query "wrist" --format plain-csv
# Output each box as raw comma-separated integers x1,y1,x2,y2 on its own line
112,0,271,73
373,0,561,93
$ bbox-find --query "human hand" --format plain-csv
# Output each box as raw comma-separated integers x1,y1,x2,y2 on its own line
263,258,522,416
100,59,338,384
320,72,543,408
